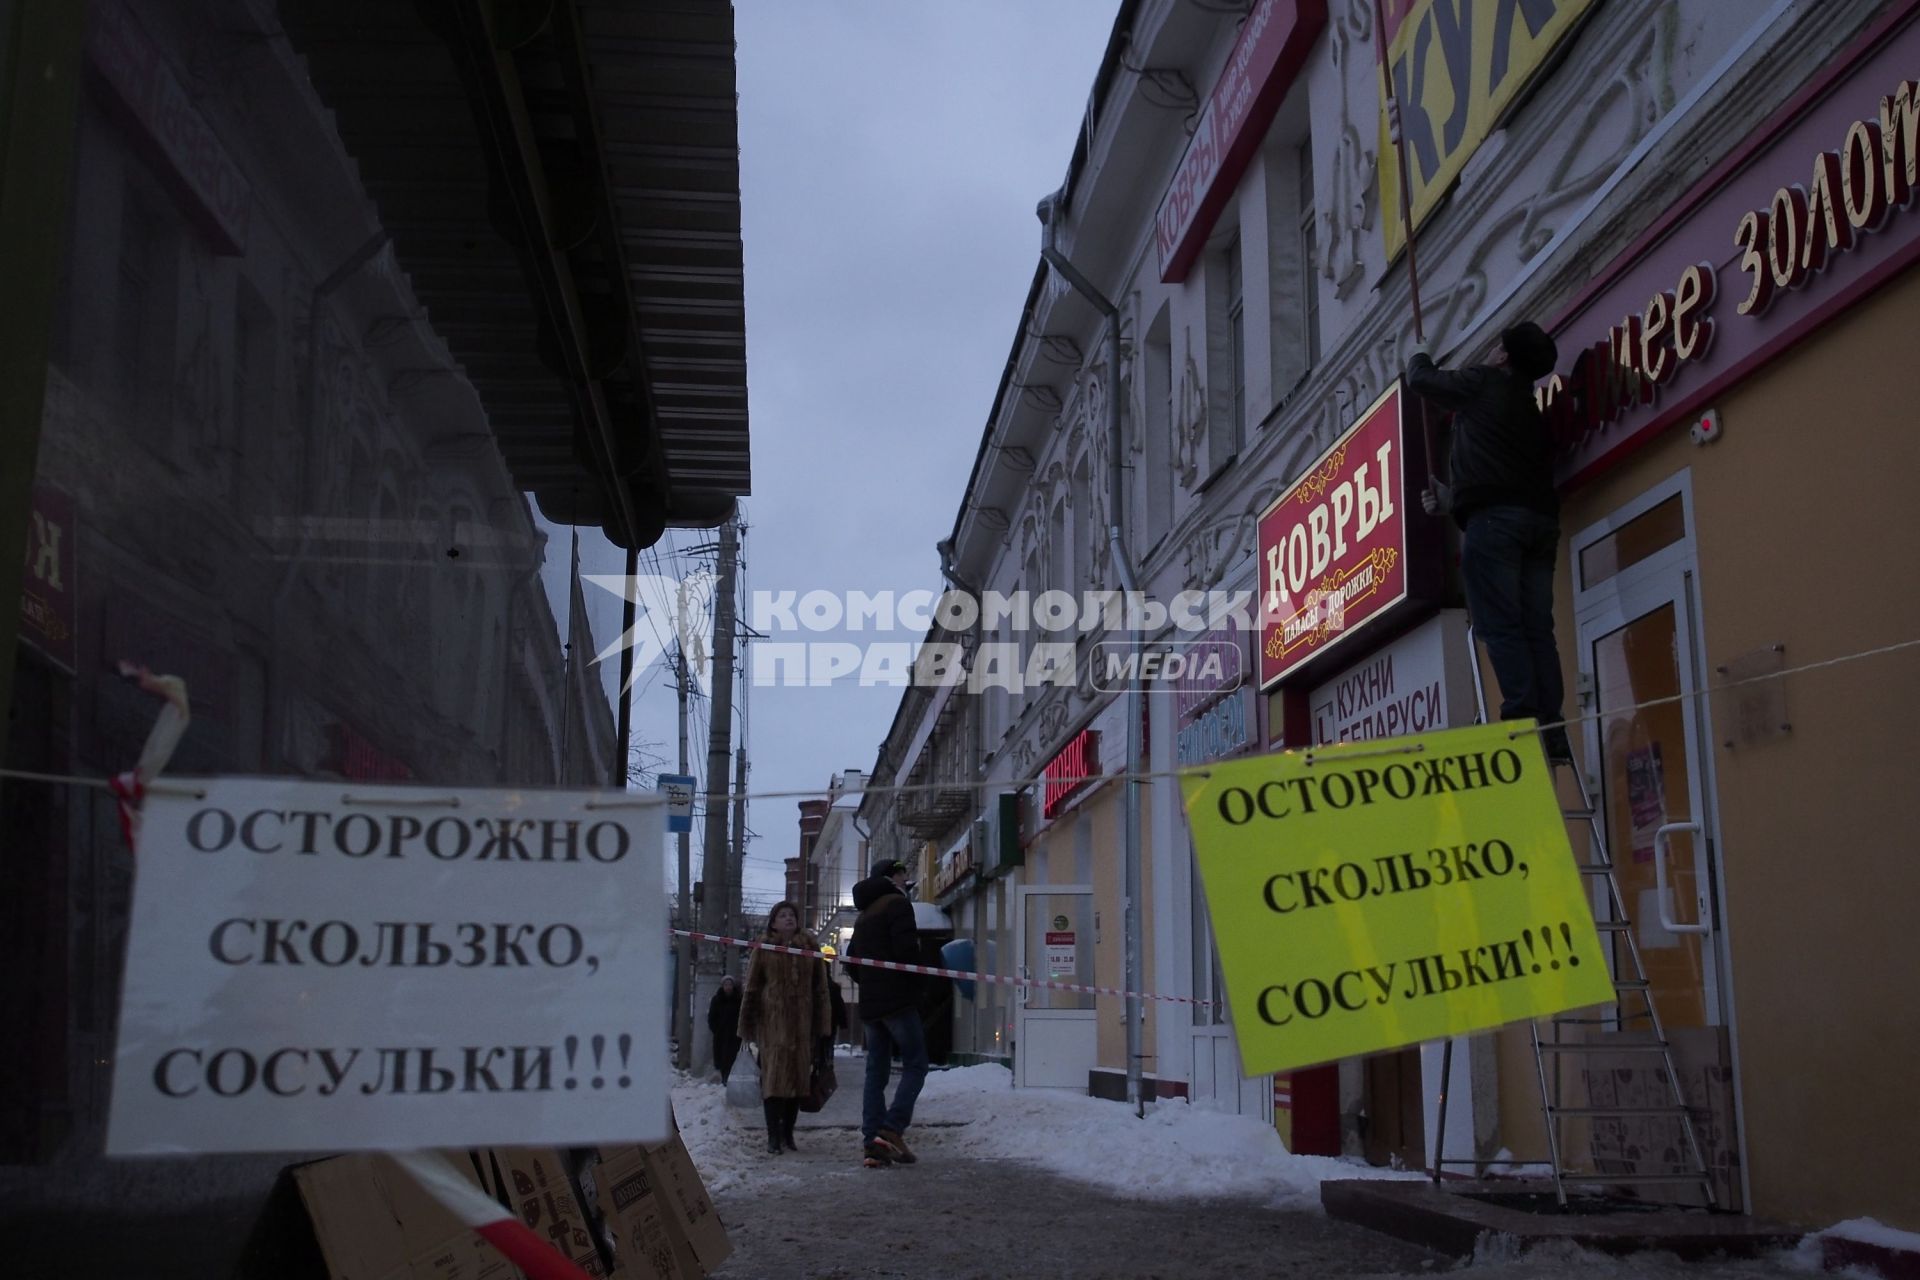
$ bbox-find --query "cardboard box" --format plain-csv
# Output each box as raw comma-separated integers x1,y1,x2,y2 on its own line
638,1129,730,1275
1581,1026,1742,1210
592,1145,691,1279
294,1153,523,1280
481,1148,609,1277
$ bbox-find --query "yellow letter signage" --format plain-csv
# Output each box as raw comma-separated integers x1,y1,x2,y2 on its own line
1378,0,1596,257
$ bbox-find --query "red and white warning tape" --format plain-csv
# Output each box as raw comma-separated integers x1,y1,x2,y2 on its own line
392,1150,594,1280
671,928,1215,1006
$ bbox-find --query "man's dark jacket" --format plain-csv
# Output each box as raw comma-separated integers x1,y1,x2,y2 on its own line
1406,352,1558,529
847,875,920,1022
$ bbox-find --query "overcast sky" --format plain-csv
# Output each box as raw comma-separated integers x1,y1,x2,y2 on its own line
550,1,1123,919
727,0,1122,910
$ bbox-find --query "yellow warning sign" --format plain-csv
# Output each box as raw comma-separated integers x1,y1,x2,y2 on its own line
1179,722,1613,1078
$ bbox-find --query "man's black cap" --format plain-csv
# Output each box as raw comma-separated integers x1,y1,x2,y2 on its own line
870,858,911,881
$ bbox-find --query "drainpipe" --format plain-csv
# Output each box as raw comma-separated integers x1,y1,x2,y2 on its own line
1037,191,1145,1118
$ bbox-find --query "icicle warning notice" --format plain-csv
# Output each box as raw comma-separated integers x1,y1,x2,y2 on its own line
1179,722,1613,1077
106,780,669,1155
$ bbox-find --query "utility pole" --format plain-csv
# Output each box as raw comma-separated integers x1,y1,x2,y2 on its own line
674,645,693,1070
728,744,747,970
691,514,739,1074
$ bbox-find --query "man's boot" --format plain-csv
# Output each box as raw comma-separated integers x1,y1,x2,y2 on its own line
763,1099,782,1154
781,1098,800,1151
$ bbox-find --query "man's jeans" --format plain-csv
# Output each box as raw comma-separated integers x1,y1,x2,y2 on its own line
862,1009,928,1142
1461,506,1566,749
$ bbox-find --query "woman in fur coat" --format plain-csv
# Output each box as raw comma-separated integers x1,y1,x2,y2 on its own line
737,900,831,1153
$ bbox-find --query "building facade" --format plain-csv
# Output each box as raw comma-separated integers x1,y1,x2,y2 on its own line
0,0,749,1264
865,0,1916,1232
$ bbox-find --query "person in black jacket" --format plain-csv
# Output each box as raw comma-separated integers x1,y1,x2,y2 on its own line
706,974,742,1085
845,859,927,1167
1407,322,1572,761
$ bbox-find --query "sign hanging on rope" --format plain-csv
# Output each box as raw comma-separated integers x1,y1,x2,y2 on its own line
107,780,669,1155
1179,721,1613,1077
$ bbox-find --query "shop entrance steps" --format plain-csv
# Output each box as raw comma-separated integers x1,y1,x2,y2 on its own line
1427,630,1715,1209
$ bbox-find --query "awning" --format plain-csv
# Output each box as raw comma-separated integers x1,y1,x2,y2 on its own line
279,0,749,549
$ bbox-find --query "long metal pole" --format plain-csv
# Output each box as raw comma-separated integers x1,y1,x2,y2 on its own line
1038,202,1145,1118
729,744,747,973
675,646,693,1069
1372,0,1439,483
691,516,739,1073
615,543,638,786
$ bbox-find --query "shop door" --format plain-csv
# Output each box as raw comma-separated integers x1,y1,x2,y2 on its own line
1014,886,1097,1089
1188,848,1273,1122
1573,479,1743,1203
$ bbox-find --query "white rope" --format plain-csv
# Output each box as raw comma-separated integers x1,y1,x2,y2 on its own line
2,634,1913,803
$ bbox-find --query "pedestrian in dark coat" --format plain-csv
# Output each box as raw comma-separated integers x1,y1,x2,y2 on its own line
847,859,928,1166
707,975,743,1085
737,900,831,1154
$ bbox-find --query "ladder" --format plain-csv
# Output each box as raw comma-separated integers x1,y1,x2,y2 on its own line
1429,630,1715,1208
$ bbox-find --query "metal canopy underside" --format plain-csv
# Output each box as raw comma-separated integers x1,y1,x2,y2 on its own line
281,0,749,549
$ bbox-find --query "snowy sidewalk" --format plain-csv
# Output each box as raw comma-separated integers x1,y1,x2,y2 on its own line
673,1064,1827,1279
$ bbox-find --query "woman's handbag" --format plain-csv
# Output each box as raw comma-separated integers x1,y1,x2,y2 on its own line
799,1046,837,1113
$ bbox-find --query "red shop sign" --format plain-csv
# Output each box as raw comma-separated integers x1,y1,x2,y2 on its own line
1041,728,1101,819
1257,383,1410,689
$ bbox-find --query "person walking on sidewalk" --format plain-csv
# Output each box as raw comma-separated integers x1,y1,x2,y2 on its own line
737,901,831,1155
707,974,743,1086
847,859,927,1168
1407,322,1573,761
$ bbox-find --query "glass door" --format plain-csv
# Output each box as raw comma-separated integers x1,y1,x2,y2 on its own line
1573,475,1742,1206
1014,885,1097,1089
1584,591,1719,1024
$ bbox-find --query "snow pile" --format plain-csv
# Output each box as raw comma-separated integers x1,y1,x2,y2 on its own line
670,1075,805,1196
913,1064,1416,1209
1784,1217,1920,1278
675,1063,1413,1209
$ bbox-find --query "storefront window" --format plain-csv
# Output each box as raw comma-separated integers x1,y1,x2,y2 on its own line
1579,494,1686,588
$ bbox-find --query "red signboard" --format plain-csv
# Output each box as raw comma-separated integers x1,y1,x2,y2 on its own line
21,483,77,672
1041,728,1101,819
1257,384,1409,689
1154,0,1327,283
1545,8,1920,487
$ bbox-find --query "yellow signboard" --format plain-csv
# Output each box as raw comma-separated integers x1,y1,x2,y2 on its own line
1379,0,1595,257
1179,722,1612,1077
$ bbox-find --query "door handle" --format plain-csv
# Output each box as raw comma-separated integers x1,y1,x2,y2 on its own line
1018,964,1031,1008
1653,821,1710,935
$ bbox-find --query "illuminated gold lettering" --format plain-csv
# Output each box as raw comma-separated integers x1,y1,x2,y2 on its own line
1673,264,1716,360
1767,186,1809,291
1640,290,1674,384
1734,210,1774,316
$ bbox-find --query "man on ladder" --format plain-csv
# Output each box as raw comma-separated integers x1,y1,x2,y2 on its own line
1407,325,1572,762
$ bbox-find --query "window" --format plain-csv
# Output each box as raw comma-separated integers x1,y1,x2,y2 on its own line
1070,458,1092,590
1142,304,1173,549
1047,499,1068,615
1298,141,1320,370
1260,97,1316,412
232,282,277,501
1203,230,1246,475
1227,235,1246,454
114,194,156,408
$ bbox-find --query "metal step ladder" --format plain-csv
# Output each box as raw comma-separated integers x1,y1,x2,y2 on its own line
1429,629,1715,1208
